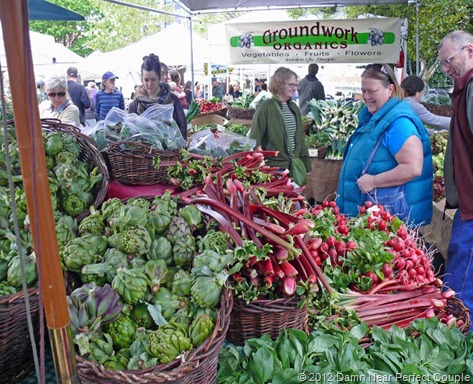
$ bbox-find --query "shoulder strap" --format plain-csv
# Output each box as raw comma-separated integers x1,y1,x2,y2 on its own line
361,129,388,176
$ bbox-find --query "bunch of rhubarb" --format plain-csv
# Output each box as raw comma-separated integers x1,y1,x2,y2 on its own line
185,174,332,303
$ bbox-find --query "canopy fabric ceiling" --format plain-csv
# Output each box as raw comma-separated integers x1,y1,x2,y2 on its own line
174,0,408,13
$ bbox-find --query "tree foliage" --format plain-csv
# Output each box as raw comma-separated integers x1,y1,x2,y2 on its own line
343,1,473,84
29,0,175,56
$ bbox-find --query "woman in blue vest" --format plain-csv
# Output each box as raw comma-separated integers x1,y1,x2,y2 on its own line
336,64,433,226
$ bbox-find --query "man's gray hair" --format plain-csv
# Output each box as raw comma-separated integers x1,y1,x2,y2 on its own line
45,75,67,92
439,30,473,50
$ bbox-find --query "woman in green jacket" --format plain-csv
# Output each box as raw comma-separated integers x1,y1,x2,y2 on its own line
249,67,311,180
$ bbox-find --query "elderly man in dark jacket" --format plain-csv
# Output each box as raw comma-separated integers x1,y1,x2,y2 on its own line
298,63,325,116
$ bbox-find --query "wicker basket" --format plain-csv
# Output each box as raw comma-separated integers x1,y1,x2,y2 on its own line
446,297,471,334
0,289,41,383
194,107,228,120
102,141,181,185
226,295,308,346
227,106,255,120
76,289,232,384
420,102,453,117
40,119,110,222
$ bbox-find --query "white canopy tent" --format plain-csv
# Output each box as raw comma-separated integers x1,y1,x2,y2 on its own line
172,0,408,13
78,23,211,97
0,26,83,82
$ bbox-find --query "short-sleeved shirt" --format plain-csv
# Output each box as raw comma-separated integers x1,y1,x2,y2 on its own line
383,116,420,156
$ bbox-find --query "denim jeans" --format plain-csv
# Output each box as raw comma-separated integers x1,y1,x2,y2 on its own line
444,210,473,331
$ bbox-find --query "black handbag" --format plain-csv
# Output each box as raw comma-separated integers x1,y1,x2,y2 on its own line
361,131,409,219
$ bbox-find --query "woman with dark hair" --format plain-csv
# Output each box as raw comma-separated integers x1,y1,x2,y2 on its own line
400,75,451,134
336,64,433,226
128,53,187,139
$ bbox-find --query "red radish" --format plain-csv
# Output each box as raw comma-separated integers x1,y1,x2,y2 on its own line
366,271,379,284
326,236,337,248
345,241,358,251
394,258,406,270
381,263,394,278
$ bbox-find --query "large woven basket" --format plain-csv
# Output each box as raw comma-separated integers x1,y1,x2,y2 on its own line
194,107,228,119
76,289,232,384
227,106,255,120
446,297,471,334
420,102,453,117
226,295,308,346
0,288,41,384
102,141,180,185
40,119,110,222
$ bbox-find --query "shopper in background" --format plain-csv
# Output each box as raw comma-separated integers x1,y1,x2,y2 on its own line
249,67,311,175
298,63,325,116
437,31,473,327
36,79,48,104
66,66,90,126
400,75,451,135
184,80,193,106
85,82,97,127
95,71,125,121
336,64,433,226
127,53,187,139
194,81,205,100
228,81,242,100
39,74,80,128
169,69,188,109
211,76,224,102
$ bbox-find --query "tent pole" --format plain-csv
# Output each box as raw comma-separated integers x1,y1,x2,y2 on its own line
0,1,78,383
188,17,195,100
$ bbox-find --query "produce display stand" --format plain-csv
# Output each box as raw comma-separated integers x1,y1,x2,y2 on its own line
420,199,456,260
303,147,342,203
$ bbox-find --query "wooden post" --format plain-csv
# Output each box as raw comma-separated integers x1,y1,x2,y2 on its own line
0,1,78,382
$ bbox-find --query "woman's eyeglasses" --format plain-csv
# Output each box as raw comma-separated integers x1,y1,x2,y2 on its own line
286,83,298,88
439,46,467,66
48,92,66,98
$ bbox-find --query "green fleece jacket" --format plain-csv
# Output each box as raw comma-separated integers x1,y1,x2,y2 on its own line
249,97,311,172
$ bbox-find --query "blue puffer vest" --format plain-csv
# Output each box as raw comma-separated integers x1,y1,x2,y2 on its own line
336,98,433,226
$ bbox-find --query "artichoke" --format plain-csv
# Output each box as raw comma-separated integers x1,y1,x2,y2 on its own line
172,236,196,267
148,236,173,265
7,253,38,288
146,322,192,364
191,272,228,309
78,206,105,236
197,229,229,254
192,249,234,276
106,313,137,351
121,225,152,256
130,302,154,329
171,269,192,297
112,267,150,304
143,259,168,294
86,333,115,364
81,247,128,283
178,204,202,231
61,234,108,272
166,216,191,244
189,309,216,348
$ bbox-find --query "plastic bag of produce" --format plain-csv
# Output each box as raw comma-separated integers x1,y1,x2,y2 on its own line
188,129,256,157
101,106,186,150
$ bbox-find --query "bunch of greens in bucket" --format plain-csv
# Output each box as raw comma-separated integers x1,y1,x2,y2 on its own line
230,91,255,109
305,99,364,160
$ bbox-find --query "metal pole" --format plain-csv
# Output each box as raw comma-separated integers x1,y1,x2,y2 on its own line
416,1,419,75
0,1,78,383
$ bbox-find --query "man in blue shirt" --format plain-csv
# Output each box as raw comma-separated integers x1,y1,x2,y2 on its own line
95,71,125,121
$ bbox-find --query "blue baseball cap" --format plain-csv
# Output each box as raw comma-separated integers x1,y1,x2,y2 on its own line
102,71,118,81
